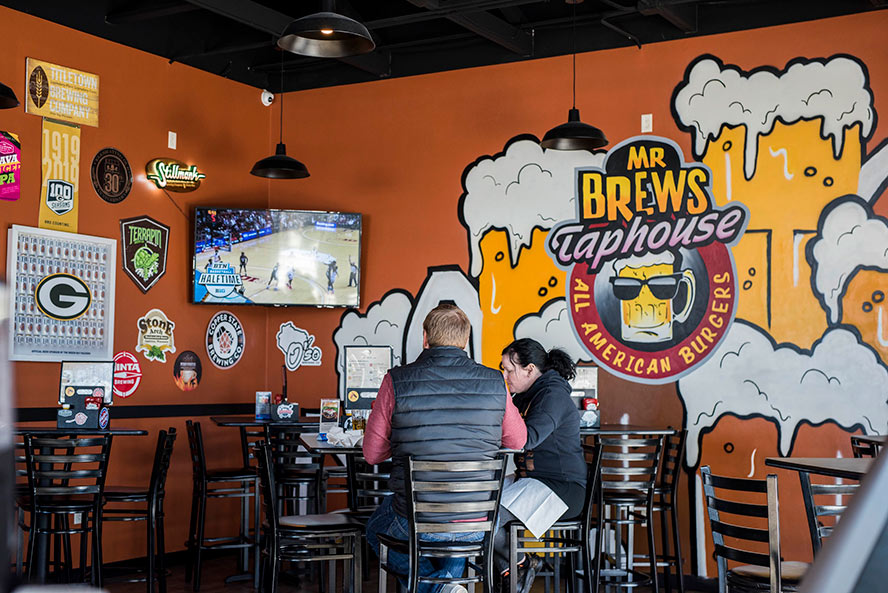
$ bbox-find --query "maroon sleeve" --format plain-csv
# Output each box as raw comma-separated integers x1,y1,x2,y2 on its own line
362,373,394,464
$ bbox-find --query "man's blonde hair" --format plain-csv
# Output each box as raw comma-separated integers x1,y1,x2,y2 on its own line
423,304,471,348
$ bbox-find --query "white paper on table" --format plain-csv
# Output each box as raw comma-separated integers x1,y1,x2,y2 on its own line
325,426,364,447
500,478,568,538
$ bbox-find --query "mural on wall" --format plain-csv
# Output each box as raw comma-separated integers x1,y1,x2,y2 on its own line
333,53,888,471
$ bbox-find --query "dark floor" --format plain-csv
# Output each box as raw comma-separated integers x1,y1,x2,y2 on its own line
97,553,698,593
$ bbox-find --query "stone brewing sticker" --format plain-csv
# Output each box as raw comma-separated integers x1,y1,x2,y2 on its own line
0,131,22,201
136,308,176,363
92,148,133,204
547,136,748,384
206,310,245,369
173,350,202,392
120,216,169,293
113,350,142,398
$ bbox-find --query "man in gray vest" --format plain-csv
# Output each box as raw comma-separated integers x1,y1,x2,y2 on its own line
363,304,527,593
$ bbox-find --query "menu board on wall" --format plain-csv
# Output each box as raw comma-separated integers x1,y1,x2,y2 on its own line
6,225,116,362
343,345,393,410
25,58,99,127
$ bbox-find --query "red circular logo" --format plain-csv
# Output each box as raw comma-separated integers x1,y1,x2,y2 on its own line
113,351,142,398
568,242,737,384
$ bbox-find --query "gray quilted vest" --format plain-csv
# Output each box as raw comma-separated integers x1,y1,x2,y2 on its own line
388,346,506,519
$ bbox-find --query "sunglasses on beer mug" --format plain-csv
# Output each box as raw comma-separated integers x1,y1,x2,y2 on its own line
609,274,684,300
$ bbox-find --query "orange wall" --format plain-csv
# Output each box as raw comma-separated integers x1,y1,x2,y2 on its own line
2,4,888,573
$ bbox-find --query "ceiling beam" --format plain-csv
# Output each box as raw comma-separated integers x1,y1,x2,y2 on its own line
637,0,697,33
105,2,200,25
406,0,532,55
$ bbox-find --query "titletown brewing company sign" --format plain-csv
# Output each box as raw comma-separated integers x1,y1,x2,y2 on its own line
145,158,206,192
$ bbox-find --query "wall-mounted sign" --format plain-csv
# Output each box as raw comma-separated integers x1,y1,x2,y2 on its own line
173,350,202,392
26,58,99,127
206,311,245,369
0,131,21,201
38,118,80,232
113,351,142,398
548,136,748,384
136,308,176,363
145,158,205,192
276,322,322,371
120,216,169,293
6,225,116,362
91,148,132,204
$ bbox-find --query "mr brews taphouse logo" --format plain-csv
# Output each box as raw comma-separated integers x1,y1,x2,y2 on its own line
547,137,748,384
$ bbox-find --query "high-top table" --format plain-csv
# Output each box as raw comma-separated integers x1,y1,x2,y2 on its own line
15,426,148,583
581,424,678,436
765,457,873,480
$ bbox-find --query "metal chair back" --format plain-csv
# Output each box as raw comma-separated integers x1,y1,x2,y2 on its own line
148,428,177,506
799,472,858,556
346,455,392,516
255,442,280,534
700,466,781,593
239,425,267,469
597,435,663,503
657,429,686,500
850,436,880,459
24,434,113,498
185,420,208,485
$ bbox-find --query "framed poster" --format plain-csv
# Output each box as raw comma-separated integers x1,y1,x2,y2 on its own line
343,345,393,410
7,225,116,362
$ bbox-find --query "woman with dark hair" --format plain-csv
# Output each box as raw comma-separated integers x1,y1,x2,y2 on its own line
494,338,586,593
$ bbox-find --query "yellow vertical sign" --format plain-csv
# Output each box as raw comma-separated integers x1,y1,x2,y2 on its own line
38,118,80,233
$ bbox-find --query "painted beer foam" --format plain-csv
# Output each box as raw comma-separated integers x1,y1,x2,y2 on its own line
673,56,875,179
514,298,592,363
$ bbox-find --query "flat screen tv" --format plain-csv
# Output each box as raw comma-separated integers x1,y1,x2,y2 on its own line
192,207,361,307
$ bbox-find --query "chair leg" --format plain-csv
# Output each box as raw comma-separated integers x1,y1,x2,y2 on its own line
509,524,519,593
254,478,261,590
148,508,156,593
378,542,389,593
593,507,603,593
193,491,207,592
646,503,658,593
94,508,105,588
239,485,248,572
659,508,671,593
157,510,168,593
670,504,684,593
185,486,199,583
269,543,280,593
354,533,363,593
16,507,25,578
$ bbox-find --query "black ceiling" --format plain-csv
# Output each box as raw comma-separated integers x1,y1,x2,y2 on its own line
3,0,886,93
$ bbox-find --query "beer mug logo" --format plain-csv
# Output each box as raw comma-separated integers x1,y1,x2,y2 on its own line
611,252,696,343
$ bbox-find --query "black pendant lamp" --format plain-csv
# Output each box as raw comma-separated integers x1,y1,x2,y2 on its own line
541,1,607,151
251,56,309,179
0,81,19,109
277,1,374,58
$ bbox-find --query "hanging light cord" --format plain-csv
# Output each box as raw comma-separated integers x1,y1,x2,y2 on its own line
571,2,577,109
279,51,284,144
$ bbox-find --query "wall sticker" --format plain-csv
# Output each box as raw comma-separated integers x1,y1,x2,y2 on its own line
25,58,99,127
206,310,245,369
0,131,21,201
120,216,169,293
136,308,176,363
91,148,132,204
38,118,80,232
173,350,202,392
277,322,322,371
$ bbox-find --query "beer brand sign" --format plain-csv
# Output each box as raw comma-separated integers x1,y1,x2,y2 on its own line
145,158,205,192
0,131,21,201
547,136,748,384
25,58,99,127
120,216,169,292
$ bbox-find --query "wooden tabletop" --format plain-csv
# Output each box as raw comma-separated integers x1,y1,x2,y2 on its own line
765,457,873,480
581,424,678,436
15,426,148,436
210,415,316,428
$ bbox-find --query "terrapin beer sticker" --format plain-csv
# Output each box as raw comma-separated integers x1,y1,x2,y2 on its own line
26,58,99,127
0,131,22,201
113,351,142,398
145,158,205,192
120,216,169,292
34,273,91,320
205,310,245,369
38,118,80,232
91,148,133,203
547,136,748,384
136,308,176,363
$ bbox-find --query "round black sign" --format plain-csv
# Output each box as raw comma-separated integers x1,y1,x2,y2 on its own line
91,148,133,204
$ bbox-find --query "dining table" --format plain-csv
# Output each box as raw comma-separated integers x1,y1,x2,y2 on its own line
15,425,148,583
764,457,873,480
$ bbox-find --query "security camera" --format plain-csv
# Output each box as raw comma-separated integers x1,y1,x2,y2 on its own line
260,90,274,107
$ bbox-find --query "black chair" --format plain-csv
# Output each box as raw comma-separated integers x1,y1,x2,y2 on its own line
255,442,364,593
102,428,177,593
378,454,508,593
505,443,602,593
22,434,113,586
798,471,859,556
184,420,259,592
850,436,880,459
267,425,326,516
701,466,807,593
592,435,663,593
345,455,392,521
632,429,686,593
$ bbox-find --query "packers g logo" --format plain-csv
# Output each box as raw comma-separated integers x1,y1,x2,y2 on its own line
35,273,92,320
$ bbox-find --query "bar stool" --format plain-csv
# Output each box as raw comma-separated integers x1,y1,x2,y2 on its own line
592,434,663,593
267,425,325,515
22,434,113,586
850,435,880,458
102,428,177,593
184,420,259,592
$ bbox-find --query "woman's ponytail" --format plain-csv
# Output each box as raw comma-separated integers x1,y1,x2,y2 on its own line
545,348,576,381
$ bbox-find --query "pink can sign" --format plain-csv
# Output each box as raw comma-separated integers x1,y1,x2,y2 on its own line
0,131,21,201
113,351,142,398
